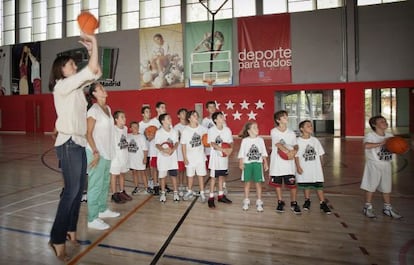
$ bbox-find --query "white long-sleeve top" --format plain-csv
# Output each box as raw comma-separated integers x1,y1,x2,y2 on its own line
53,66,101,147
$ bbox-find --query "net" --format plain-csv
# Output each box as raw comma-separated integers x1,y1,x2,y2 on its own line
202,72,217,91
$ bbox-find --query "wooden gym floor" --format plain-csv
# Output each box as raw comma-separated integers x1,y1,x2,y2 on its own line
0,134,413,265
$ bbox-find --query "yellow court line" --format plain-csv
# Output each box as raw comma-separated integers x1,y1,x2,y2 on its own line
68,195,154,265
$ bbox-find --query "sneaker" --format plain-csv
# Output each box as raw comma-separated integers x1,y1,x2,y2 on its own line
242,198,250,211
153,186,160,196
173,192,180,202
111,192,126,204
99,209,120,218
160,192,166,202
383,207,402,219
88,218,110,230
178,190,184,197
131,187,139,195
320,201,331,214
199,192,206,203
290,201,302,215
120,190,132,201
165,185,172,193
148,179,154,189
223,182,228,195
303,199,311,211
147,187,154,194
208,198,215,208
256,199,264,212
276,200,285,213
81,191,87,203
363,205,376,218
183,190,193,201
218,195,232,204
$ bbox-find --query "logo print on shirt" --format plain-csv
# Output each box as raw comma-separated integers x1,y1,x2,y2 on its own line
118,134,128,150
303,144,316,161
128,139,138,153
378,146,392,161
215,136,223,145
190,132,202,148
247,144,261,161
207,122,214,129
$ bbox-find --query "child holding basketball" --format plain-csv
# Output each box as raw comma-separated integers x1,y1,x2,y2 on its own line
110,110,132,203
181,110,208,202
128,121,149,195
295,120,331,214
360,115,402,219
238,122,268,212
269,110,301,214
139,105,155,190
207,111,233,208
173,108,188,197
155,113,179,202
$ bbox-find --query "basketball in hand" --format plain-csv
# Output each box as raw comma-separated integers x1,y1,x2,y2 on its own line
386,136,409,154
77,12,99,34
221,142,231,157
144,125,158,140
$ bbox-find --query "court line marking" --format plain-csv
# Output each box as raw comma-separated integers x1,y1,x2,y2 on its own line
0,187,61,210
0,200,59,218
67,195,154,265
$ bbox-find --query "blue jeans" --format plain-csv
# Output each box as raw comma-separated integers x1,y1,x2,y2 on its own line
50,138,86,244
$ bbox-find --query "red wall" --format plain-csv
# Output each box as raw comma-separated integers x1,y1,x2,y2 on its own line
1,81,413,136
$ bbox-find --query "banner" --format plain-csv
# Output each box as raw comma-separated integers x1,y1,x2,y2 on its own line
238,14,291,85
139,24,184,89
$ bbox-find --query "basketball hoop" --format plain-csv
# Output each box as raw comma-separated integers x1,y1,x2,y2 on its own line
203,79,215,92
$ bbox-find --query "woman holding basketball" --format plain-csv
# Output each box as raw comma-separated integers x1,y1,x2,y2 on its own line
360,115,402,219
49,31,101,261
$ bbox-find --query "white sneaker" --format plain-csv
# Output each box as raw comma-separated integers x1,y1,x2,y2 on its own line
98,209,120,218
199,192,206,203
363,205,376,218
383,207,402,219
242,198,250,211
160,192,166,202
173,192,180,202
88,218,110,230
256,199,264,212
183,190,193,201
81,192,87,202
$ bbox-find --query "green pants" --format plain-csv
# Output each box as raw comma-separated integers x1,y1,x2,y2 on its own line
86,149,111,222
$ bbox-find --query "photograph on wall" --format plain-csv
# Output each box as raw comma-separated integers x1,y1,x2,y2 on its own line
185,19,233,87
238,14,292,85
139,24,184,89
11,42,41,95
0,47,8,96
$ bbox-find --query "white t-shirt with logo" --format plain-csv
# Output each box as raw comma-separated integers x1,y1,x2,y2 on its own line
295,136,325,183
127,133,148,170
180,125,207,167
86,104,114,160
111,126,129,169
202,117,215,156
154,127,178,171
237,137,268,164
174,123,187,161
208,125,233,171
364,132,393,163
269,127,297,176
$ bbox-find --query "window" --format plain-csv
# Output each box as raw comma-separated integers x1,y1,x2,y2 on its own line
161,0,180,25
264,0,343,14
358,0,404,6
122,0,139,29
100,0,117,32
140,0,160,28
66,0,81,37
33,0,47,41
187,0,232,22
234,0,256,17
47,0,62,40
3,0,16,45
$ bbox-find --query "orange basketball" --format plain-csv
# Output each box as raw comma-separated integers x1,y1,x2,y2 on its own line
221,142,231,157
202,134,210,147
386,136,409,154
144,125,158,140
77,12,99,35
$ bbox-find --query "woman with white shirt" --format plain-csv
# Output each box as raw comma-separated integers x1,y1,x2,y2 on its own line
48,32,101,261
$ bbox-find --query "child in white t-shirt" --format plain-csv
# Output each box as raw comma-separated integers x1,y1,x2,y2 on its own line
238,122,268,212
181,110,207,202
155,113,179,202
173,108,188,197
269,110,301,214
207,111,233,208
295,120,331,214
128,121,149,195
110,111,132,203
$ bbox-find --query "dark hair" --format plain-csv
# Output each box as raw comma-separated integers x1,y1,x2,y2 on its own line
141,105,150,114
298,120,312,131
153,33,163,39
186,110,198,122
113,110,125,120
369,115,386,131
159,113,169,125
49,55,75,91
130,121,138,127
205,101,216,109
212,111,223,125
273,110,288,126
239,122,256,139
86,82,99,110
177,108,187,115
156,101,165,109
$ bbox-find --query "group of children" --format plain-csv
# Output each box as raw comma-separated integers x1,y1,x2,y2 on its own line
106,100,402,218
